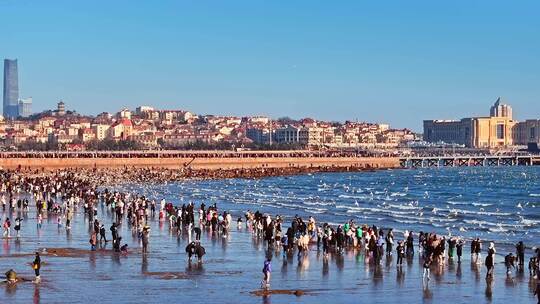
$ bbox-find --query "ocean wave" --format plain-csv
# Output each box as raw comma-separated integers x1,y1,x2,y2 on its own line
303,201,334,207
488,226,508,233
450,209,512,217
471,202,493,207
338,194,370,200
519,218,540,227
390,192,407,197
387,203,420,210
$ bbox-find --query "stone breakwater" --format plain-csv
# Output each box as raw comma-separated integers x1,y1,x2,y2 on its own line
0,155,401,171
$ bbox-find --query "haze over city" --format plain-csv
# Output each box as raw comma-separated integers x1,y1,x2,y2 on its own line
2,0,540,131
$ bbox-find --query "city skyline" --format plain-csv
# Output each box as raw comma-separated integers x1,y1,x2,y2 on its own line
1,1,540,130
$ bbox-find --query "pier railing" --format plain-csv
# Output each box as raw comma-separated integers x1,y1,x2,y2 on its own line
400,155,540,168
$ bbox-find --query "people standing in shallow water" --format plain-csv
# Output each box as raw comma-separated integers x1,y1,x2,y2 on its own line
185,241,206,263
456,239,464,263
261,256,272,289
529,257,538,277
485,242,496,279
1,167,540,300
423,255,433,282
386,229,394,255
33,252,41,282
89,231,97,251
14,217,22,238
516,241,525,267
505,253,515,275
99,224,108,243
476,238,483,263
142,226,150,254
406,231,414,256
3,217,11,237
396,241,405,266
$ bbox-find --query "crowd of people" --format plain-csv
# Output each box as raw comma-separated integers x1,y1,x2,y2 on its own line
0,168,539,303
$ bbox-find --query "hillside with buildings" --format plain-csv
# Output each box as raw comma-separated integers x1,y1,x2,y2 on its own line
0,101,416,151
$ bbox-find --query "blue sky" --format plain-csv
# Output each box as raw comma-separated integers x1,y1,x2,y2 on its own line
1,0,539,130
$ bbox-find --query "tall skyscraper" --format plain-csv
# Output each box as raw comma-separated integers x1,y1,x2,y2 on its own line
3,59,19,119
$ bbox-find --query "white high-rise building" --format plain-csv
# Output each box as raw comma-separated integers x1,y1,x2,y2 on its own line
17,97,32,117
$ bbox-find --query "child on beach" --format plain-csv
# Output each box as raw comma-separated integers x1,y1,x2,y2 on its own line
37,213,42,229
261,257,272,289
33,252,41,283
423,255,432,282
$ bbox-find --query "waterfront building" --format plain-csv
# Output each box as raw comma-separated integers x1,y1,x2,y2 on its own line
3,59,19,119
423,98,518,148
513,119,540,146
246,127,273,144
274,126,307,144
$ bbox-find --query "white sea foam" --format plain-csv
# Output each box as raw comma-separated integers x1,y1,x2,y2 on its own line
390,192,407,197
387,203,420,210
519,218,540,226
488,226,508,233
472,202,493,207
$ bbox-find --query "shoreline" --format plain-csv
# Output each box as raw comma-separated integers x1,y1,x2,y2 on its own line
0,154,401,171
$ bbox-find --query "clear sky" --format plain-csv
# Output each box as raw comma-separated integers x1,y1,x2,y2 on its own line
1,0,539,130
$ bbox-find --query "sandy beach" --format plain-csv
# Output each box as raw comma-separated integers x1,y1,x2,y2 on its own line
1,213,537,304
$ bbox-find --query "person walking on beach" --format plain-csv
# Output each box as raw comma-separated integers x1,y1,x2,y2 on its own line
3,217,11,237
534,277,540,304
37,213,42,229
456,239,464,263
99,224,108,243
142,225,150,254
397,241,405,266
516,241,525,267
474,238,482,264
261,256,272,289
485,242,495,280
195,243,206,263
14,217,22,238
423,255,432,282
386,229,394,255
406,231,414,256
33,252,41,283
66,208,73,230
90,231,97,251
110,223,118,242
281,234,288,258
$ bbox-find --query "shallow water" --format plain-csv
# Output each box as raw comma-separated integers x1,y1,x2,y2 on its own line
0,167,539,303
123,167,540,248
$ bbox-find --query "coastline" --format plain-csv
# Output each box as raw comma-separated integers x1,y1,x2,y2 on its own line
0,154,400,173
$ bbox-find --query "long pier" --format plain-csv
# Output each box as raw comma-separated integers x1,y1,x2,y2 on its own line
0,150,401,170
400,155,540,168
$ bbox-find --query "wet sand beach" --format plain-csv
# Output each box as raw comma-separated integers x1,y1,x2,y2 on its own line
1,209,537,304
1,167,539,303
